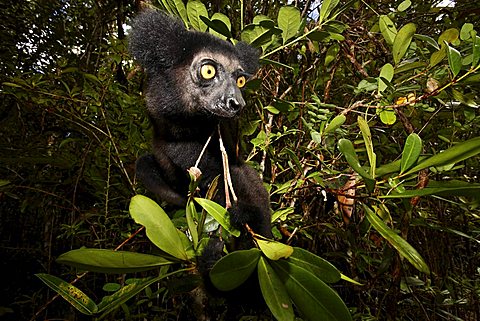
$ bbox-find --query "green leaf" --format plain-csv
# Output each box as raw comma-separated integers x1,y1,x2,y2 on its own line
363,204,430,274
392,23,416,64
379,15,397,46
378,63,394,93
56,249,174,273
337,138,375,191
172,0,188,27
241,24,279,49
472,35,480,67
380,180,480,199
357,116,376,178
375,159,402,177
200,16,231,40
256,238,294,260
287,247,341,283
400,133,422,173
278,6,301,44
194,198,241,237
397,0,411,12
186,200,199,248
324,114,345,134
429,47,447,67
271,260,352,321
210,248,261,291
403,136,480,176
460,23,473,41
414,34,440,50
395,61,428,74
186,0,208,32
378,107,397,125
257,257,294,321
36,274,98,315
129,195,189,260
438,28,459,45
209,13,232,39
445,42,462,77
319,0,340,24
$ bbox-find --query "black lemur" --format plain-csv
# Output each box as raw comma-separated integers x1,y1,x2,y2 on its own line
129,10,272,243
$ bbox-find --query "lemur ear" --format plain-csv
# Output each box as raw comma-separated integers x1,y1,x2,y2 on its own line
235,41,261,75
129,10,187,73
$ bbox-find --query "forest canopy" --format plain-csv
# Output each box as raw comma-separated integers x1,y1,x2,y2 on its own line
1,0,479,320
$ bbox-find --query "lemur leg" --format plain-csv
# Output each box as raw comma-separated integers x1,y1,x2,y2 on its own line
228,165,272,238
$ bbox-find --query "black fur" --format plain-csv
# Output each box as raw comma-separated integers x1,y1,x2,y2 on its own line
129,10,272,239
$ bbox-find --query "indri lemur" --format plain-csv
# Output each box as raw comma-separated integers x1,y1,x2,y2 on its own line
129,10,272,240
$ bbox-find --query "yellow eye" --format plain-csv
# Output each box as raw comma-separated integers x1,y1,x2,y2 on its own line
200,64,216,80
237,76,246,88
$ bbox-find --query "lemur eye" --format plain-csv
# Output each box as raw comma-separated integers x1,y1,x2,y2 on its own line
200,64,216,80
236,76,246,88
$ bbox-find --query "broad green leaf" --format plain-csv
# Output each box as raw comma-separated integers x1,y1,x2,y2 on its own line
210,248,261,291
324,114,345,134
378,63,394,93
241,24,279,49
337,138,375,191
206,13,232,39
186,200,199,248
129,195,189,260
256,238,294,260
319,0,340,24
414,34,440,50
186,0,208,32
278,6,301,44
172,0,188,27
56,249,174,273
379,15,397,46
200,16,231,40
378,107,397,125
36,274,98,315
363,204,430,274
375,159,401,177
380,180,480,199
287,247,341,283
257,257,294,321
472,35,480,67
194,198,241,237
357,116,376,177
397,0,411,12
460,23,473,41
392,23,416,64
395,61,428,74
272,260,352,321
429,47,447,67
400,133,422,173
438,28,459,45
445,42,462,77
403,136,480,176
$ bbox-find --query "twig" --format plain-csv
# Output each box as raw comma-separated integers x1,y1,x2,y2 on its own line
194,132,214,168
217,125,237,208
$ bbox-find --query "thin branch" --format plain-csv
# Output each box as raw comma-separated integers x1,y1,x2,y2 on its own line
217,125,237,208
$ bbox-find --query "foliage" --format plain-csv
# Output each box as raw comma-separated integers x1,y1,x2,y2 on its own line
1,0,480,320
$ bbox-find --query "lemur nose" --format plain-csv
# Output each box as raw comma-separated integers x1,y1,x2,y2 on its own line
227,96,245,112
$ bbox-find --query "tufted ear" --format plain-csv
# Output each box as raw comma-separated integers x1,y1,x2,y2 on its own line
235,41,261,75
129,10,187,74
